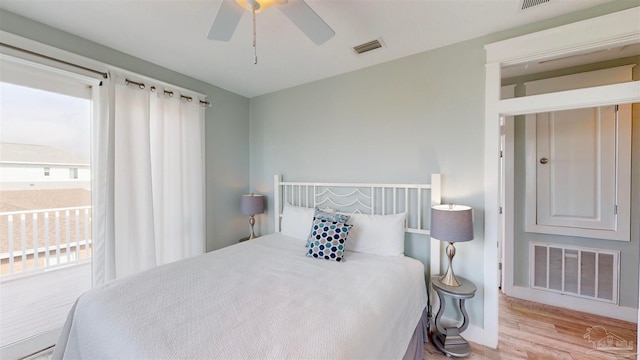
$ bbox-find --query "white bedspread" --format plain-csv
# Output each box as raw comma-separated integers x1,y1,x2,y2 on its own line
53,233,427,359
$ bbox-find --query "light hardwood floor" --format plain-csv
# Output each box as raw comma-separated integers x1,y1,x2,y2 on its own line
424,294,637,359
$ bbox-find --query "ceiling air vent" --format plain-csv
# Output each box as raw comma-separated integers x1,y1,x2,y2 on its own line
353,39,383,55
519,0,550,11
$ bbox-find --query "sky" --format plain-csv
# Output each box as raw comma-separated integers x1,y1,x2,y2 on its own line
0,82,91,158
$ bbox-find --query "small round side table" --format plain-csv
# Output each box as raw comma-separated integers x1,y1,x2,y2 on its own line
430,275,477,358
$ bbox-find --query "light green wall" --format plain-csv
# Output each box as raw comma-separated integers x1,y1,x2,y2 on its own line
0,9,251,251
249,39,487,324
249,0,640,327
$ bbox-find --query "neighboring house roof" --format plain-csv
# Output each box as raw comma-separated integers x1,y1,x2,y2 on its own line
0,188,91,212
0,189,91,253
0,142,89,165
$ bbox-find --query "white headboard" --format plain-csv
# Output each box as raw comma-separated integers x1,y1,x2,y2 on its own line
273,174,441,235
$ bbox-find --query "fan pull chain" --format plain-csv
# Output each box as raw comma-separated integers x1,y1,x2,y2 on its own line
252,7,257,64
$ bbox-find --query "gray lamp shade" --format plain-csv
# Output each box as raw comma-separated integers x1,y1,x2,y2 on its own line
241,194,264,215
430,204,474,243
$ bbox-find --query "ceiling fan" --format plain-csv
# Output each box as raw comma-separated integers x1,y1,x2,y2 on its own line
207,0,335,63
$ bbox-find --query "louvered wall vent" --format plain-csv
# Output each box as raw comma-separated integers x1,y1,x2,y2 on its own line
530,242,619,304
353,39,383,55
519,0,550,11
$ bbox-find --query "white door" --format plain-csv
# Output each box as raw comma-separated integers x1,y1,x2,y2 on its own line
534,105,617,230
523,66,632,242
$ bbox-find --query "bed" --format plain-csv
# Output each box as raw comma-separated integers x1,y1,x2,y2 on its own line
52,174,442,359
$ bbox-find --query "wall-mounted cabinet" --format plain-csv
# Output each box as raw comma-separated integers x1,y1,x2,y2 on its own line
524,66,633,242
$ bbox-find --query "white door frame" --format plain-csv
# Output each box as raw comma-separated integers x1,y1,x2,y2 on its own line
483,7,640,348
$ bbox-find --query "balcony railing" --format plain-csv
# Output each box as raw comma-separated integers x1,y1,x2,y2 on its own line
0,206,92,279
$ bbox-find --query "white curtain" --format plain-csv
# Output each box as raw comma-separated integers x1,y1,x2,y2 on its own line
93,75,205,282
91,75,115,285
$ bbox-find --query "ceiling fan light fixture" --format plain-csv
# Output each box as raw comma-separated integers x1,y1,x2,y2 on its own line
208,0,335,63
235,0,285,13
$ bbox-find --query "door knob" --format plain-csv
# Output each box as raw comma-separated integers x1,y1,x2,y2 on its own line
539,158,549,164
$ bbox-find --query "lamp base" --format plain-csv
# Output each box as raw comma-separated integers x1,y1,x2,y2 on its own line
440,242,461,287
440,268,461,287
243,215,258,241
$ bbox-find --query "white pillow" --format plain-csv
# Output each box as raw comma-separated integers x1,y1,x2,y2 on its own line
344,212,407,256
280,203,315,240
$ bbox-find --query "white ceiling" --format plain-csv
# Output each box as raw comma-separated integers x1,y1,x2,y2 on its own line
0,0,615,98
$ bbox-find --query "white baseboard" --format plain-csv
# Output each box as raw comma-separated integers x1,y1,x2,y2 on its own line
457,323,487,347
509,286,638,323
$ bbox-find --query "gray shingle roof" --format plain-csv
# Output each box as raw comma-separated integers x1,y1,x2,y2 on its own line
0,142,89,165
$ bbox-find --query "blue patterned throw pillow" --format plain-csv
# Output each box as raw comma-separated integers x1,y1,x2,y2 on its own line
306,219,352,262
306,208,350,247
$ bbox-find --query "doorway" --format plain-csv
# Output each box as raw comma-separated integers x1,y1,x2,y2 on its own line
499,64,636,316
0,55,100,359
484,6,640,349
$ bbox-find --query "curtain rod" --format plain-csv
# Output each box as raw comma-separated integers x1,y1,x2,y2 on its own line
1,42,212,108
125,78,212,107
1,42,108,79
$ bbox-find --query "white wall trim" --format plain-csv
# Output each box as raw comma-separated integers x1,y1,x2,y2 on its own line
501,115,515,296
484,6,640,350
498,81,640,116
508,286,637,323
483,61,501,349
485,7,640,65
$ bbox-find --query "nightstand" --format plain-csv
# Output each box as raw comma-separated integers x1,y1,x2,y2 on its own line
430,275,477,358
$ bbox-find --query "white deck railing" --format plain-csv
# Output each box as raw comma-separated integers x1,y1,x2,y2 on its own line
0,206,92,279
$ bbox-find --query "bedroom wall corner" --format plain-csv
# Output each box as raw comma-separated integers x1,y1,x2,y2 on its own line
205,91,251,251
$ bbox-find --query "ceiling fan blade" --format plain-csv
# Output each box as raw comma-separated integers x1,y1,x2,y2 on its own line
207,0,245,41
278,0,334,45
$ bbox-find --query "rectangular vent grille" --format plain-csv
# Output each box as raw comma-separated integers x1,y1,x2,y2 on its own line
520,0,550,10
530,242,619,304
353,40,382,55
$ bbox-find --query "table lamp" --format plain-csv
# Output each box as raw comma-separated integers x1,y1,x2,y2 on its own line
430,204,474,287
241,193,264,241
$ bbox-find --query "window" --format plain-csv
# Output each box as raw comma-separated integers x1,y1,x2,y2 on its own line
0,56,95,352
